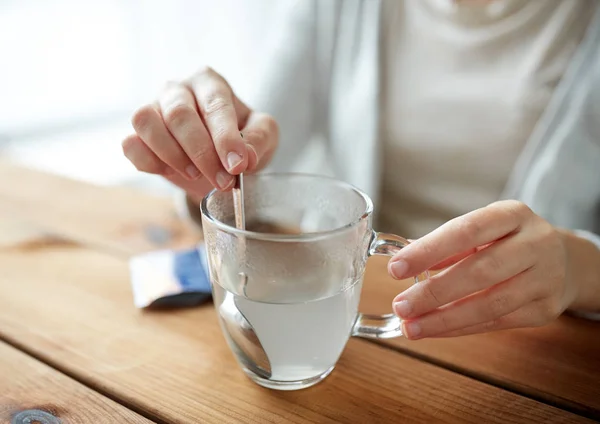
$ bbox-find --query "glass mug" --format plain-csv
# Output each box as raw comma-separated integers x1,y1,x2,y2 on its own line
200,174,425,391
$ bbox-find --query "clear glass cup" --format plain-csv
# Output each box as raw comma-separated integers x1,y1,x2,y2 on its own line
200,174,426,391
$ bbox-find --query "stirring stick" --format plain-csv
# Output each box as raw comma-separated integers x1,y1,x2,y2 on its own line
232,173,246,231
233,132,246,231
233,173,248,295
232,132,248,294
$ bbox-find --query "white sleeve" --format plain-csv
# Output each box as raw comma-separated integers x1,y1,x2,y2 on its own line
242,0,319,173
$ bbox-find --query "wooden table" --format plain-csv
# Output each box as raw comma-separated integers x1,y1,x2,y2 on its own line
1,161,599,424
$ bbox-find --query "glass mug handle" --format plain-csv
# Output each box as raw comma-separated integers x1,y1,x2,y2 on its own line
351,232,429,339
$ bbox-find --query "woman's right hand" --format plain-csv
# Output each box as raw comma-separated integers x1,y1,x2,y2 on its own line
122,67,279,203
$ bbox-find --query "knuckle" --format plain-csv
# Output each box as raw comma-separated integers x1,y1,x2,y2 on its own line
456,215,483,241
157,146,191,170
121,136,137,154
262,114,279,137
483,318,502,331
204,92,230,116
493,199,532,227
166,154,190,169
488,294,513,318
131,104,155,132
505,200,532,218
188,66,217,85
211,127,238,148
522,235,539,258
533,273,554,298
538,222,561,247
437,313,453,333
197,65,216,78
188,144,213,164
163,103,195,129
250,126,270,145
193,66,231,90
422,281,443,306
121,135,166,175
508,200,531,216
470,253,502,283
160,80,181,92
415,237,437,259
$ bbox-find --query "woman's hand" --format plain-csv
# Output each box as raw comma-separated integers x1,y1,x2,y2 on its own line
388,200,600,339
122,67,279,202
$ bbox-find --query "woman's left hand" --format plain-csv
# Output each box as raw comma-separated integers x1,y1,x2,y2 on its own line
388,200,581,339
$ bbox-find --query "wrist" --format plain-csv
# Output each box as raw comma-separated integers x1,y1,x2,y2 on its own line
559,229,600,313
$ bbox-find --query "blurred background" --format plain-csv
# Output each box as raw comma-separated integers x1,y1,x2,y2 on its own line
0,0,287,196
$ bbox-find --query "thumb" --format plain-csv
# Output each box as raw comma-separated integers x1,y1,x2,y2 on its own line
240,112,279,173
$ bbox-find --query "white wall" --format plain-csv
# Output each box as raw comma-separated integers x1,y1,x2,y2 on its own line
0,0,287,134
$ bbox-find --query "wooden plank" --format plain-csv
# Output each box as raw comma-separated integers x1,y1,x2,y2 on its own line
0,218,44,248
0,160,200,255
0,244,591,424
360,256,600,418
2,162,599,419
0,341,154,423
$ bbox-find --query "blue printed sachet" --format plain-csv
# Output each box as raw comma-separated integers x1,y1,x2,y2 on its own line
129,244,212,308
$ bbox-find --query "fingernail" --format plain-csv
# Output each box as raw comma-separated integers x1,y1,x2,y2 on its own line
389,259,409,279
227,152,243,171
216,171,234,189
393,300,412,318
186,165,201,179
403,321,422,339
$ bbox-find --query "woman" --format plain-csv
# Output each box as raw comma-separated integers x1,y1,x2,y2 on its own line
122,0,600,339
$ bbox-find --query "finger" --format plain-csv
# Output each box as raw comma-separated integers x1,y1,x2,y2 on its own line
131,104,198,180
158,83,235,191
232,92,252,129
162,173,215,202
187,68,252,129
188,68,249,174
121,134,174,176
389,200,531,279
429,248,477,270
399,268,544,340
430,299,555,338
240,112,279,172
427,242,495,271
393,232,535,319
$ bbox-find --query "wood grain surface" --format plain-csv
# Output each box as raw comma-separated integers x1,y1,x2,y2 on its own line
0,341,154,423
360,256,600,419
0,160,200,255
1,162,599,422
0,242,592,424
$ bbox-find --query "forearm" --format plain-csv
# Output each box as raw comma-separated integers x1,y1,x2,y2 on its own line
560,229,600,313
